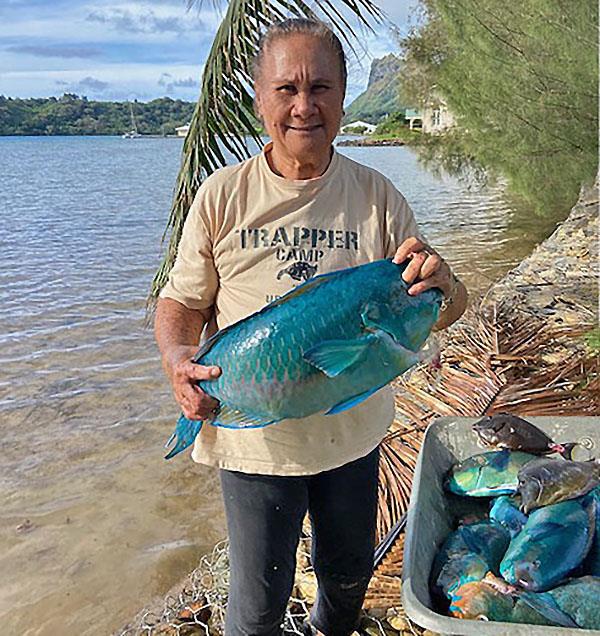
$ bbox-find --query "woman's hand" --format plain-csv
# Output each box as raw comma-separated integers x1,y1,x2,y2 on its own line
393,237,456,299
163,345,221,420
392,237,468,330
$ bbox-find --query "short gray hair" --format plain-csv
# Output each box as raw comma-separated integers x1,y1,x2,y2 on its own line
252,18,347,91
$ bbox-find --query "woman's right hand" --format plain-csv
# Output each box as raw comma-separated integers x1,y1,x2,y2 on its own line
163,345,221,420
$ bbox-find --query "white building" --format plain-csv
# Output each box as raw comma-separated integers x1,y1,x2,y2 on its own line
175,123,190,137
422,100,455,134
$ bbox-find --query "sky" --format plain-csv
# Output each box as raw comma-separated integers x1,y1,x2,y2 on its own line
0,0,419,104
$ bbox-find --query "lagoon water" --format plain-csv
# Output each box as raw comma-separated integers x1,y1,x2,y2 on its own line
0,136,558,635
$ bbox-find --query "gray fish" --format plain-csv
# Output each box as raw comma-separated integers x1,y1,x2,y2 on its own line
472,413,576,459
518,457,600,513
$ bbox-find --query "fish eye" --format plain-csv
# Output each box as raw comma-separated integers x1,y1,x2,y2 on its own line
476,614,490,621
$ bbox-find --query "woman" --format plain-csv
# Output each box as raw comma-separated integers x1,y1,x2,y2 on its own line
155,18,467,636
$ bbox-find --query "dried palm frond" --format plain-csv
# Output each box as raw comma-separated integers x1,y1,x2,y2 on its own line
374,298,599,541
148,0,382,309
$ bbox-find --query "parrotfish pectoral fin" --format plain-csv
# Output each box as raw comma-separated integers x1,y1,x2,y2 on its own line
519,592,579,628
325,386,381,415
303,335,377,378
211,405,277,429
164,415,203,460
526,521,565,541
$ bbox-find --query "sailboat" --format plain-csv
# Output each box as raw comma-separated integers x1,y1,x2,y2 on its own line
122,102,142,139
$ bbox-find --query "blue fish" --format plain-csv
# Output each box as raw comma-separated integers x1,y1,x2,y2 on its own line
430,521,510,598
500,497,596,591
165,259,441,458
490,495,528,538
547,576,600,629
584,486,600,575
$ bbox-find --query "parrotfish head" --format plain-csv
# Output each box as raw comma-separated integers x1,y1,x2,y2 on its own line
381,278,442,352
472,415,505,445
512,559,541,590
518,477,543,513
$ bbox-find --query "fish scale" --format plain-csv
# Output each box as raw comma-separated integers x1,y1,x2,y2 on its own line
164,259,442,458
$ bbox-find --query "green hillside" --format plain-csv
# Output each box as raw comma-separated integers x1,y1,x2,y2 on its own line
0,94,195,135
343,54,406,125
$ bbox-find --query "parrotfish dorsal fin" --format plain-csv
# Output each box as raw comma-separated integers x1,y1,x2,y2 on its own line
193,269,342,361
265,268,342,308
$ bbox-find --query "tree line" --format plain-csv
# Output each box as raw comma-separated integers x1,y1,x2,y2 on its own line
399,0,598,215
0,94,195,136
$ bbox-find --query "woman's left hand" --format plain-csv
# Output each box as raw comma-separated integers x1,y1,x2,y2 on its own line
392,236,455,298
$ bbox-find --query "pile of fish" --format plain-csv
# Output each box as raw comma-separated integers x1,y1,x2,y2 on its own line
430,413,600,629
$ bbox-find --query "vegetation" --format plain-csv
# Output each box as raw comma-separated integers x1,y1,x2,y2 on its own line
583,328,600,356
399,0,598,215
0,94,195,136
372,112,423,143
343,54,406,124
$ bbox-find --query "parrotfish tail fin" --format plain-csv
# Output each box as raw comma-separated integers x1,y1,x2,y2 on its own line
550,442,577,460
164,414,204,460
419,333,441,365
406,334,443,386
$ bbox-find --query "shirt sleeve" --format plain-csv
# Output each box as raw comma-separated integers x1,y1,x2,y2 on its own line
158,185,219,311
382,177,425,258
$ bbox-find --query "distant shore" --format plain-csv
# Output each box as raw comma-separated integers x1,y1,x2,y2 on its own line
337,137,409,147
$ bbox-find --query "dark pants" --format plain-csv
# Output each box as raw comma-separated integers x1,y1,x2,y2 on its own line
220,446,379,636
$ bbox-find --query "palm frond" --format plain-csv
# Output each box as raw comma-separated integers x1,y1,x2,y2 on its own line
148,0,383,310
373,298,598,543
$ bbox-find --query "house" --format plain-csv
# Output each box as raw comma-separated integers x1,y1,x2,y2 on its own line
422,99,455,134
175,123,190,137
340,120,377,134
403,109,423,130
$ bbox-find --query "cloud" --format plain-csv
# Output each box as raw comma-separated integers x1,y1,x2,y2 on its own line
158,73,198,93
76,76,110,91
6,44,102,59
86,7,203,35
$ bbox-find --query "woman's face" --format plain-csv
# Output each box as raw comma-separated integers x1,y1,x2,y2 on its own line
254,33,345,166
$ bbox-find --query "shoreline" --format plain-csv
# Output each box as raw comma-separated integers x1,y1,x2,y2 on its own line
117,180,598,635
337,137,411,147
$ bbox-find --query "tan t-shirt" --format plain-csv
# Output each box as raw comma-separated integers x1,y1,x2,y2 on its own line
160,143,421,475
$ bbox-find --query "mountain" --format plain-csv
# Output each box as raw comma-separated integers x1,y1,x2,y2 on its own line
343,54,405,125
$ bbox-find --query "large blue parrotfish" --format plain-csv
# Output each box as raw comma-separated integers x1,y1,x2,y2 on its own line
164,259,442,459
584,486,600,575
445,450,537,497
500,497,596,592
430,521,510,598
